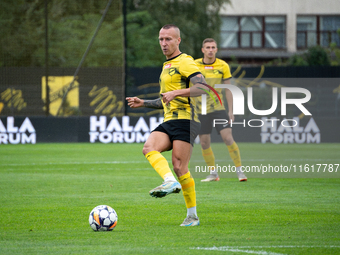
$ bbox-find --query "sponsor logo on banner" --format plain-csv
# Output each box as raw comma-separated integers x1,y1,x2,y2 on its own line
260,117,320,144
41,76,79,116
89,116,164,143
0,117,36,144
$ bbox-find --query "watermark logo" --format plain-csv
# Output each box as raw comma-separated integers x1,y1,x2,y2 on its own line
197,82,222,115
200,84,311,116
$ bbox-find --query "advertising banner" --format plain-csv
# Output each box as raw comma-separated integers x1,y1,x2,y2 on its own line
0,116,339,144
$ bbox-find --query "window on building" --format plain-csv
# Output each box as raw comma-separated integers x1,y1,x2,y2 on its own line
220,16,286,49
297,16,340,49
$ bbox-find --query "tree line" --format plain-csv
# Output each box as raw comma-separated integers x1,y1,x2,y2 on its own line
0,0,229,68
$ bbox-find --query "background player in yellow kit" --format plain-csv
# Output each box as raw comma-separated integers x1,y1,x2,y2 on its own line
195,38,247,182
126,24,208,226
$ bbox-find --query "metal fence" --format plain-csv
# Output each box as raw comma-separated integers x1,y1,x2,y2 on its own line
0,67,124,117
1,66,340,118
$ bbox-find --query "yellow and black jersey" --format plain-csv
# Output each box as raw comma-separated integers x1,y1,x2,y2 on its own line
159,53,201,122
194,58,232,114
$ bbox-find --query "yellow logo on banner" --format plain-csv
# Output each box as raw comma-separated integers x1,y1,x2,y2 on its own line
0,89,27,112
41,76,79,116
89,85,123,117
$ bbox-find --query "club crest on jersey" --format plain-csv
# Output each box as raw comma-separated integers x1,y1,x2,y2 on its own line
164,64,171,69
169,68,176,76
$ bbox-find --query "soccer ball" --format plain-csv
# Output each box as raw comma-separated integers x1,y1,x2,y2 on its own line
89,205,118,231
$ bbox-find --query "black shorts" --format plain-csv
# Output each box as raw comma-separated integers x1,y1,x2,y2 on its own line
198,110,231,135
152,119,201,146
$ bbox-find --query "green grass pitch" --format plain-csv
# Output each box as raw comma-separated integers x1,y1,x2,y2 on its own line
0,143,339,254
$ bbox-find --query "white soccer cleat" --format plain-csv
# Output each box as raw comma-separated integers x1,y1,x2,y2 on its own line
237,171,247,182
149,180,181,198
201,173,220,182
180,214,200,226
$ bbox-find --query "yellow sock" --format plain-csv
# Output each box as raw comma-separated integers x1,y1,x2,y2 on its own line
227,142,242,167
178,172,196,208
202,147,215,170
145,151,173,180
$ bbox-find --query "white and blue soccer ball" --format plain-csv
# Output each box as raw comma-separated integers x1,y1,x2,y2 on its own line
89,205,118,231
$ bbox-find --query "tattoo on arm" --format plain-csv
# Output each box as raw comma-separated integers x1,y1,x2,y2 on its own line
143,98,163,109
190,74,207,85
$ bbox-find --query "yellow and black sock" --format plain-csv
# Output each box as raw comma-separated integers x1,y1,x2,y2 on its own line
227,142,242,167
145,151,174,180
202,147,216,173
178,171,196,209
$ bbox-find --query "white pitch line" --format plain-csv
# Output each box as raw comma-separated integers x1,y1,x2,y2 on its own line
1,158,337,167
192,246,285,255
232,245,340,248
192,245,340,254
0,161,146,167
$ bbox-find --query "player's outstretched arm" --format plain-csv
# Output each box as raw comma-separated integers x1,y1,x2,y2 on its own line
126,97,144,108
126,97,163,109
144,98,163,109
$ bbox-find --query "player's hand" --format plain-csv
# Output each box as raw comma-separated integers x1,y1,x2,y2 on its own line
161,91,176,105
228,111,235,122
126,97,144,108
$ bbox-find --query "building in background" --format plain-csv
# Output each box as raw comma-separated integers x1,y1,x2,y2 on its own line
218,0,340,64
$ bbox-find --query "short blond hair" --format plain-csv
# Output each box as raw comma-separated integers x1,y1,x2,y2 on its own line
161,24,180,38
202,38,217,47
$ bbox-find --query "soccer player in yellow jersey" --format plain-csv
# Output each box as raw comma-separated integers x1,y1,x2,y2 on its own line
195,38,247,182
126,24,208,226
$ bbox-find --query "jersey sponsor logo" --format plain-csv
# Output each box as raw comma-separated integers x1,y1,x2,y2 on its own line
164,64,171,69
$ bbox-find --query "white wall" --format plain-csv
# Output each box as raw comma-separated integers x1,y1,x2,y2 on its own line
220,0,340,52
220,0,340,15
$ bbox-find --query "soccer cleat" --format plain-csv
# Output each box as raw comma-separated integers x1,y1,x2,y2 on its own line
237,171,247,182
180,214,200,226
149,180,181,198
201,173,220,182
